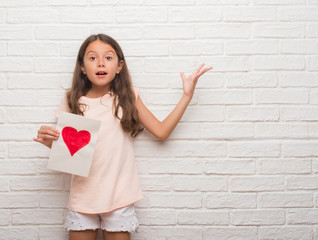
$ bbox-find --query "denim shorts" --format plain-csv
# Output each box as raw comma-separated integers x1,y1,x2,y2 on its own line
64,204,138,233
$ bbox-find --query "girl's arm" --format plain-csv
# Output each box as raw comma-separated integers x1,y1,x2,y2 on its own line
136,64,212,141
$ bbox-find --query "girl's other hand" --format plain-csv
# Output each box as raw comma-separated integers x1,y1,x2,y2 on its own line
180,63,213,98
33,126,60,149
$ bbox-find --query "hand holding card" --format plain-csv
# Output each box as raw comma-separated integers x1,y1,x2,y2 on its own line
47,112,101,177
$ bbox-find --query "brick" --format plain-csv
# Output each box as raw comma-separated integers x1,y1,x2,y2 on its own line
145,193,202,208
8,73,61,89
228,141,280,157
136,209,176,225
224,7,276,22
254,56,305,70
0,227,38,240
228,106,279,122
197,0,249,5
308,23,318,37
39,227,68,240
12,209,64,225
134,140,226,157
9,142,50,158
0,0,33,6
287,209,318,224
135,226,202,240
0,178,9,192
256,123,308,139
8,41,58,56
7,108,56,123
0,91,36,106
0,58,32,72
34,57,74,73
0,74,6,89
0,193,39,208
173,176,227,192
254,0,305,5
0,143,8,159
35,26,90,40
286,176,318,190
279,40,318,54
61,7,115,23
254,23,305,38
177,210,229,225
281,107,318,121
278,7,318,21
10,176,64,191
140,176,172,191
226,72,277,88
149,159,202,174
311,89,318,104
0,210,10,225
39,193,71,208
205,193,257,209
121,41,169,57
197,24,250,38
183,107,224,122
201,123,254,139
132,74,171,89
144,25,195,39
198,89,252,104
0,160,44,175
170,40,223,56
170,7,222,22
260,193,313,208
205,159,255,175
144,0,195,5
225,40,277,55
282,141,318,157
279,72,318,87
117,7,167,23
255,89,308,104
199,56,250,72
144,57,196,73
308,56,318,70
35,0,87,5
231,210,284,225
0,26,33,40
7,8,59,23
259,227,313,240
0,42,6,56
203,227,257,240
231,176,284,192
260,159,311,174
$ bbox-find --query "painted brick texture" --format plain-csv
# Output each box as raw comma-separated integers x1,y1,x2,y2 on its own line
1,0,318,240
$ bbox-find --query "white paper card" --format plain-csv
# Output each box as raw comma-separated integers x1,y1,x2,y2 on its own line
47,111,101,177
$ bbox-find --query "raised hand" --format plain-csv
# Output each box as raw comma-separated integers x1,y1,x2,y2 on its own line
33,126,60,148
180,63,213,98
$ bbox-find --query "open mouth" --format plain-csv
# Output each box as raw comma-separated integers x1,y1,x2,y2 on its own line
96,71,107,76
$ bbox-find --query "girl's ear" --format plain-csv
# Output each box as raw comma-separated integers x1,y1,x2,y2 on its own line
81,64,86,74
116,60,124,74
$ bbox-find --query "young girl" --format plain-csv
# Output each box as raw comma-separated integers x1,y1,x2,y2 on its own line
33,34,212,240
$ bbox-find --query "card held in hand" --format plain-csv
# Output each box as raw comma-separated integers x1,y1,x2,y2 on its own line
47,111,101,177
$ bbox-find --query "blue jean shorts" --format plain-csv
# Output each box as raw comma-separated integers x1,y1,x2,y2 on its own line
64,204,138,233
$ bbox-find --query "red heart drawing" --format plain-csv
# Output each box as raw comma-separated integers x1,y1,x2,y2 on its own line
62,126,91,156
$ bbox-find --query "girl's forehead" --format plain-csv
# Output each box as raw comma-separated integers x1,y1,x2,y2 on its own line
85,40,116,54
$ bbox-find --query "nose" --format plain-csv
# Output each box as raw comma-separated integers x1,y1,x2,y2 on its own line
97,59,105,67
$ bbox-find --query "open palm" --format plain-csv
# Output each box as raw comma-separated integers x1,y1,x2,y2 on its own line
180,63,213,98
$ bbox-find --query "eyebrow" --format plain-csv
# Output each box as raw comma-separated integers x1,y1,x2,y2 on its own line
86,50,115,55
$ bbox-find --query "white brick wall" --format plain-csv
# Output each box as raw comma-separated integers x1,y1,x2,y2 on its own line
0,1,318,239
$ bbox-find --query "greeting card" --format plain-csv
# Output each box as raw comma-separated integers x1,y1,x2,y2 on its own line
47,111,101,177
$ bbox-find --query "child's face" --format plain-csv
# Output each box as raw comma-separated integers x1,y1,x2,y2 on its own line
81,40,124,92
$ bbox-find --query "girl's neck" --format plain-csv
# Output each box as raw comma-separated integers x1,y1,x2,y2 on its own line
85,86,111,98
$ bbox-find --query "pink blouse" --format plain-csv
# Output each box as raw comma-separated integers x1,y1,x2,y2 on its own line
56,88,143,213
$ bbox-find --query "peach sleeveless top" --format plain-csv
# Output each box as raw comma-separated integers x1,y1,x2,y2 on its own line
56,88,143,214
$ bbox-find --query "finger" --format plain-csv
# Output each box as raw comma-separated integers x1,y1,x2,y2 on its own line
37,133,59,140
195,63,206,74
38,129,60,137
198,66,213,76
180,72,186,80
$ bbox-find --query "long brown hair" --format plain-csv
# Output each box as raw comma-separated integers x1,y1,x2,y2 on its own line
66,34,143,138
